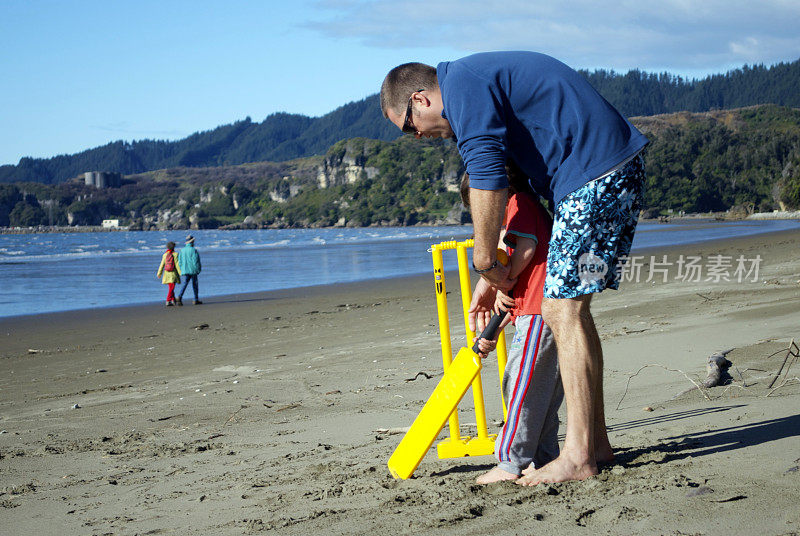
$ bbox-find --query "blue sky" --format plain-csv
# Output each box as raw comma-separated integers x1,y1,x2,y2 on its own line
1,0,799,166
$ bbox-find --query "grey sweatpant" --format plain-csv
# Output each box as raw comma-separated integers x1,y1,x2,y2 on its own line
495,314,564,475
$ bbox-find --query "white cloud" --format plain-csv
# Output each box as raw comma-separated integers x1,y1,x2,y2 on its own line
305,0,800,73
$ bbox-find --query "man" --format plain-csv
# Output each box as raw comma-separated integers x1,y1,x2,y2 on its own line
177,235,202,305
381,52,648,484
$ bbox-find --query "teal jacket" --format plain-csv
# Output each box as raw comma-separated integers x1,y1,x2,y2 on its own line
177,244,201,275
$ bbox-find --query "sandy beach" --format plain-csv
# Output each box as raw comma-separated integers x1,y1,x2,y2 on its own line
1,229,799,535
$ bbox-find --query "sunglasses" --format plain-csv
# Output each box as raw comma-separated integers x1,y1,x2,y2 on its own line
402,89,425,134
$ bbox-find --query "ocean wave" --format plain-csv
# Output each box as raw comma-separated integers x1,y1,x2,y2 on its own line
0,227,475,261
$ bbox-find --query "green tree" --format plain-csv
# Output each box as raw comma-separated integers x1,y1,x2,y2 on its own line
201,192,235,217
0,184,23,226
780,154,800,209
9,200,46,226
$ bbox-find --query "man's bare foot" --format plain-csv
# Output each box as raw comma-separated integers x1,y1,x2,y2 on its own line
521,446,614,476
476,466,519,484
520,455,611,476
595,443,615,465
595,432,615,464
521,462,536,476
515,454,598,486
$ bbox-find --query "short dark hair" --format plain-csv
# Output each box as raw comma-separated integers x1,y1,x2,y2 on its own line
166,241,175,250
504,159,527,195
380,62,438,117
459,159,528,209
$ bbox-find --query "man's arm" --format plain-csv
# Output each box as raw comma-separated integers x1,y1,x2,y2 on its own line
467,186,516,333
469,187,513,290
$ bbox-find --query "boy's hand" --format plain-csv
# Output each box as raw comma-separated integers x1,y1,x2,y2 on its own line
471,309,511,358
472,335,497,359
494,291,515,314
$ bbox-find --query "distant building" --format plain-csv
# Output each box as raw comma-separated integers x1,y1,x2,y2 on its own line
84,171,122,188
101,219,120,228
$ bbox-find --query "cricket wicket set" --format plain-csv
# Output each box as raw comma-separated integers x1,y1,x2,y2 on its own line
387,239,509,479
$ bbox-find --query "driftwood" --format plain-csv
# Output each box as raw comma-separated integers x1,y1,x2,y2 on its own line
702,349,734,387
672,349,733,399
373,426,411,436
616,363,711,410
617,343,800,407
672,348,733,400
767,339,799,389
404,371,434,382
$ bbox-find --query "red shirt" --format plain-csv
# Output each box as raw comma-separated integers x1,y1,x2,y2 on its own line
503,192,552,317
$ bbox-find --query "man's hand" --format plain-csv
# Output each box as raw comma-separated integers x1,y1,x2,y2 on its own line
468,278,497,333
480,262,516,292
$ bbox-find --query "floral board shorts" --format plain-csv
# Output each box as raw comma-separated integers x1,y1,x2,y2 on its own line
544,153,645,299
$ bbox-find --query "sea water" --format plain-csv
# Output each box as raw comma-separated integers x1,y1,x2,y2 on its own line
1,220,799,318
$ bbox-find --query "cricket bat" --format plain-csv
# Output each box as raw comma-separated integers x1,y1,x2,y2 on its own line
387,309,507,480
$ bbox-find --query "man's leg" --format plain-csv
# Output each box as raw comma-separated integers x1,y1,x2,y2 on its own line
588,312,614,463
521,298,610,476
517,154,645,485
517,294,602,484
178,275,190,300
191,275,199,300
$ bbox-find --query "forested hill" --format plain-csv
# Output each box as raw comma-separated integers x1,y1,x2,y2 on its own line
581,59,800,117
1,58,798,185
0,94,397,185
3,105,799,230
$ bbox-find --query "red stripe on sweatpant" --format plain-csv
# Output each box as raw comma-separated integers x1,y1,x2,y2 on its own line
498,316,543,462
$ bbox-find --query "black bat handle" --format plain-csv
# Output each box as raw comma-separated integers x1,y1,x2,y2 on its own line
471,308,508,354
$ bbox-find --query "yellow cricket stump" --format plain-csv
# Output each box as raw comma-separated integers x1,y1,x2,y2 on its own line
447,242,496,457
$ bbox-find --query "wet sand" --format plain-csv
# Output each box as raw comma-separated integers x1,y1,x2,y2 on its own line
1,230,799,535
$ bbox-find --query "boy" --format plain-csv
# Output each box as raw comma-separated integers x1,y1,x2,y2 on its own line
462,170,564,484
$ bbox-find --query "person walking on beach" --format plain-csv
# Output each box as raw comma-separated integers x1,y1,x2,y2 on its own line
157,241,181,306
176,234,202,305
462,168,564,485
381,51,649,484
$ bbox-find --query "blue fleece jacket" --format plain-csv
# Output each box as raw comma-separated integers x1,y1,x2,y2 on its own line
177,244,201,275
437,51,649,204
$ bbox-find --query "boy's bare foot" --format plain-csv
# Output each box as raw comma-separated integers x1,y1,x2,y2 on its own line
515,453,598,486
476,467,519,484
